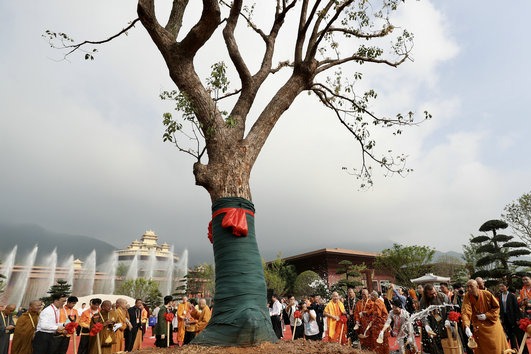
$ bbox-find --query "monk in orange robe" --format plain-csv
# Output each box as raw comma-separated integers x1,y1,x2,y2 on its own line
323,291,347,343
366,291,389,354
354,289,373,349
177,296,190,346
461,279,508,353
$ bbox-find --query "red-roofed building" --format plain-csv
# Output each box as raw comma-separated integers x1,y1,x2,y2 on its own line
279,248,395,292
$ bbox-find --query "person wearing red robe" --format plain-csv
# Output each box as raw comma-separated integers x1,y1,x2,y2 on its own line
366,291,389,354
354,288,373,349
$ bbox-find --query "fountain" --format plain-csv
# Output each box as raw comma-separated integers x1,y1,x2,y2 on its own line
147,248,157,279
1,235,187,306
126,251,139,280
165,246,175,295
175,249,188,279
0,245,17,303
8,245,38,309
102,252,118,294
0,245,17,283
76,250,96,296
45,248,58,293
62,254,75,288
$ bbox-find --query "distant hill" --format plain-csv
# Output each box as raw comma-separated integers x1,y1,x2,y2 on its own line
0,222,117,266
433,250,465,263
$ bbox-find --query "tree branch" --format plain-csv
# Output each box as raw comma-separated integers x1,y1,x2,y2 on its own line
43,19,141,60
165,0,190,39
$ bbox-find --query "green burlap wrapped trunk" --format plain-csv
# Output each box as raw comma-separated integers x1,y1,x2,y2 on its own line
192,197,277,346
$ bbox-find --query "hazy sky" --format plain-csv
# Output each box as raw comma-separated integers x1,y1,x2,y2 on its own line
1,1,530,266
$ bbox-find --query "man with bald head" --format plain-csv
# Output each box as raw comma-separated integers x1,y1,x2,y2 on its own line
367,290,389,354
354,288,372,349
11,300,42,354
112,298,130,353
324,291,347,343
191,298,211,334
461,279,508,353
89,300,116,354
0,303,16,354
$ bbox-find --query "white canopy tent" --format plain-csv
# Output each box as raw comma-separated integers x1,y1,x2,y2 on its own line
410,273,450,284
73,294,136,311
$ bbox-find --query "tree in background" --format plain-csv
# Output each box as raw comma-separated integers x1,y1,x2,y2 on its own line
503,191,531,246
263,255,297,297
186,263,215,299
116,263,128,279
40,280,72,306
173,277,187,301
118,278,162,308
293,270,324,298
332,260,365,297
431,254,468,284
375,243,435,286
462,234,489,278
470,219,531,288
48,0,428,345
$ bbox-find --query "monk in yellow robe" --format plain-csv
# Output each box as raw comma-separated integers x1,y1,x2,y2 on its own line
89,300,117,354
112,298,130,353
11,300,42,354
461,279,508,353
191,299,211,333
177,296,191,346
324,291,347,343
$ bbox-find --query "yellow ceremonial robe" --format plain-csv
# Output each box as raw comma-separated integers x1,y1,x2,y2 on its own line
193,305,211,333
89,310,117,354
462,289,508,353
324,300,346,340
177,302,189,343
112,307,128,352
11,311,39,354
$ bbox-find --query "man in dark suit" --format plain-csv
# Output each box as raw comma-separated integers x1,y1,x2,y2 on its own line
125,299,144,351
499,282,528,353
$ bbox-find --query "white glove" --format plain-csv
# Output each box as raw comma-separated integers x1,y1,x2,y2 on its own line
476,313,486,321
161,334,165,339
376,331,384,344
425,325,433,333
444,320,451,328
359,312,363,318
465,327,472,338
354,322,360,330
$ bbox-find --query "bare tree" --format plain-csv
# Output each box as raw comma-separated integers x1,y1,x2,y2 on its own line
46,0,428,346
503,191,531,246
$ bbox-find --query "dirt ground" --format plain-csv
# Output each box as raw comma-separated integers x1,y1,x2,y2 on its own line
140,340,374,354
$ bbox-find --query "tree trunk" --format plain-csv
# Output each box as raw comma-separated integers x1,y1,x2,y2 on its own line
192,197,277,346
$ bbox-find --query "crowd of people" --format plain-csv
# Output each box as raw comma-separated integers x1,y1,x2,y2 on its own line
0,293,211,354
268,276,531,353
4,275,531,353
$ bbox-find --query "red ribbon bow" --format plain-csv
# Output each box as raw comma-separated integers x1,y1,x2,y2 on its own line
294,310,302,319
207,207,254,244
65,322,79,334
448,311,461,322
165,313,175,322
519,318,531,331
89,322,104,336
